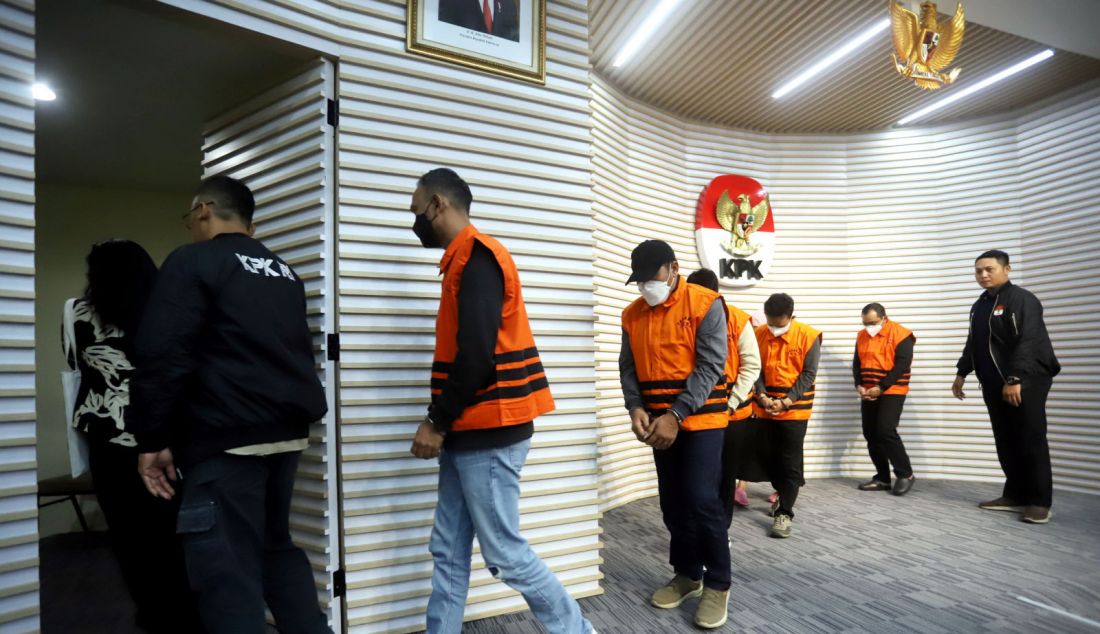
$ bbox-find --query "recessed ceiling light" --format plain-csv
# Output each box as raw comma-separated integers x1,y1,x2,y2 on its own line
612,0,685,68
772,18,891,100
897,49,1055,126
32,82,56,101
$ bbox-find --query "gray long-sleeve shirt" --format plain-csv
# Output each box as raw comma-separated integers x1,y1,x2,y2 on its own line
755,337,821,403
619,298,728,422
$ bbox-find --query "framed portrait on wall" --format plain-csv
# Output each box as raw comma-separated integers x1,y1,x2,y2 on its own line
407,0,546,84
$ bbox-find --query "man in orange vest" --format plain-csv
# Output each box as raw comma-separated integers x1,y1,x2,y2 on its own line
754,293,821,539
685,268,761,526
407,169,594,634
619,241,731,629
854,303,917,495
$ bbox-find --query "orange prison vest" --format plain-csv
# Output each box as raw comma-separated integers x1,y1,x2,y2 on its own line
855,319,915,396
725,303,755,422
621,277,729,431
754,320,822,421
432,225,554,431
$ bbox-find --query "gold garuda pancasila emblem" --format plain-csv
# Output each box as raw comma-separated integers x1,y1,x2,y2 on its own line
716,190,769,257
890,0,965,90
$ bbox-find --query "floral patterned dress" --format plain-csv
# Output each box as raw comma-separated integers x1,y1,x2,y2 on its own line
65,298,137,447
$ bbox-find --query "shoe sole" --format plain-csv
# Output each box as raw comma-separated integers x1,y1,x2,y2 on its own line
1023,513,1052,524
979,505,1024,512
694,613,728,629
651,586,703,609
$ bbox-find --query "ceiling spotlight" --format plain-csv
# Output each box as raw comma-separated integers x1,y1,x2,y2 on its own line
32,82,56,101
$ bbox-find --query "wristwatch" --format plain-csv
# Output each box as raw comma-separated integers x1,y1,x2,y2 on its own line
1005,376,1022,386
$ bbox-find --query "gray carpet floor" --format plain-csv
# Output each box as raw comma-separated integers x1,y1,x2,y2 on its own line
40,478,1100,633
461,478,1100,634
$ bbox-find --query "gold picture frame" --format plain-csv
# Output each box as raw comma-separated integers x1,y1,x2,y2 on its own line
407,0,547,85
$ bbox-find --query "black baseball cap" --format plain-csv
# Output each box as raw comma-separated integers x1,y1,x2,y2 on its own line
626,239,676,284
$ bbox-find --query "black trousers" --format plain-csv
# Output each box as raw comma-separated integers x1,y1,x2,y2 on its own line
981,378,1054,508
176,451,331,634
860,394,913,482
653,427,731,591
763,420,808,519
86,434,202,634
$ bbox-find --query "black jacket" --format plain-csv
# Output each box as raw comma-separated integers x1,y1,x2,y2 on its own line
956,281,1060,382
128,233,327,465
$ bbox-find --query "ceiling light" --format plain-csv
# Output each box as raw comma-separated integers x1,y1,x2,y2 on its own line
612,0,685,68
32,82,56,101
772,18,890,100
897,49,1055,126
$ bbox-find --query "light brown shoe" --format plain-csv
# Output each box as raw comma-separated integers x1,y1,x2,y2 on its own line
978,496,1023,512
650,574,702,609
1022,506,1051,524
694,587,729,629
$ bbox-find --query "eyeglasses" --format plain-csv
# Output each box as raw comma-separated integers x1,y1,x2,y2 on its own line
182,201,216,229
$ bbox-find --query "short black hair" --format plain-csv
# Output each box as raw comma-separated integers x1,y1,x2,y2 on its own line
686,268,719,292
418,168,473,213
862,303,886,318
764,293,794,318
976,250,1010,266
195,175,255,224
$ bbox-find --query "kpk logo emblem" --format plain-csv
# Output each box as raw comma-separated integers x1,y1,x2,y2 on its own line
694,174,776,288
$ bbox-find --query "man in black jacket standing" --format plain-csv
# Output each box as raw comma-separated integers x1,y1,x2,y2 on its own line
952,250,1060,524
129,175,332,633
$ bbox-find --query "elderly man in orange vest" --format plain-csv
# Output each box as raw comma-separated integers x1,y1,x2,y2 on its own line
407,168,594,634
854,303,917,495
754,293,821,539
620,241,731,629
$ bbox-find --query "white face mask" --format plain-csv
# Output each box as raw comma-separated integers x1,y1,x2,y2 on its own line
865,324,883,337
768,323,790,337
638,278,672,306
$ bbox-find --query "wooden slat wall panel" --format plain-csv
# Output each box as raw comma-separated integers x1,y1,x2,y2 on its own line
592,73,1100,511
201,60,341,626
0,0,38,630
1016,84,1100,494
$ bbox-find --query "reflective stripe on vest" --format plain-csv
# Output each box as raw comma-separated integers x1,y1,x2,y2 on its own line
622,278,729,431
856,319,915,396
432,225,554,431
754,320,822,421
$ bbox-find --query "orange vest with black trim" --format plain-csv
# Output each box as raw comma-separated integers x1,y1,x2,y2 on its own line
432,225,554,431
622,277,729,431
856,319,915,396
725,303,755,422
754,320,822,421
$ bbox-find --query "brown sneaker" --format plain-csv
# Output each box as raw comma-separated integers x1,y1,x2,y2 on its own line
978,496,1024,512
693,587,729,629
651,574,703,609
1022,506,1051,524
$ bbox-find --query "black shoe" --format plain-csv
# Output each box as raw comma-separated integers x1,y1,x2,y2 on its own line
858,478,891,491
891,475,915,496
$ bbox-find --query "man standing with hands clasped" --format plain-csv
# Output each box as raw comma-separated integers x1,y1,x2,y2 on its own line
953,250,1060,524
619,240,731,629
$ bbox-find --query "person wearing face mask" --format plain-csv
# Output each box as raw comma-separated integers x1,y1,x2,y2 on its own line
406,168,595,634
753,293,821,539
953,250,1060,524
853,303,916,495
619,241,732,629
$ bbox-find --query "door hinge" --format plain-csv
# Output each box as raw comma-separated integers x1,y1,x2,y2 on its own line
327,333,340,361
326,98,339,128
333,568,346,598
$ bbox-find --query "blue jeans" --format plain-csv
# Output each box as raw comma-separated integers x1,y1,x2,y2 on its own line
426,438,592,634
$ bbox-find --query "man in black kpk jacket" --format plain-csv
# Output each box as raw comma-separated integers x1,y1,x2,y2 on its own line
952,250,1060,524
128,176,331,634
